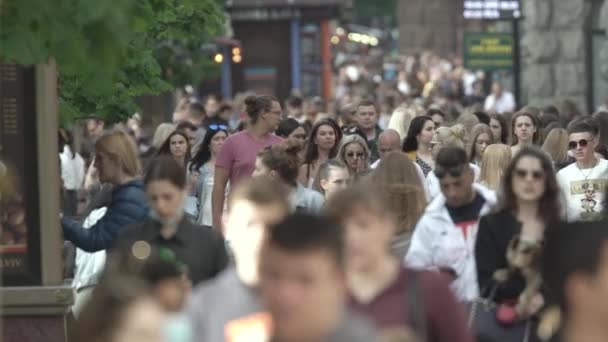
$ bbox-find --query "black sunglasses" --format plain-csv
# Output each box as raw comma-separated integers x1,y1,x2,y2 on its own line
514,169,544,180
208,124,228,131
568,138,593,150
434,165,465,179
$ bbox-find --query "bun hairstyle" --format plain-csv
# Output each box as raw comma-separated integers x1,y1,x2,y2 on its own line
244,95,279,124
434,124,467,149
257,140,302,186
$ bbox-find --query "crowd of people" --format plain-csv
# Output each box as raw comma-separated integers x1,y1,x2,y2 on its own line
57,85,608,342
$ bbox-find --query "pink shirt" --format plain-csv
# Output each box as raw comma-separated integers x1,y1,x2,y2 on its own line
216,131,283,185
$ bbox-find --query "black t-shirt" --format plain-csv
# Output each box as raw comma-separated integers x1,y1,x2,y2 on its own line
446,193,485,240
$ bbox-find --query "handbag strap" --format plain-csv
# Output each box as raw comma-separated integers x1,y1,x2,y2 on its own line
407,270,428,342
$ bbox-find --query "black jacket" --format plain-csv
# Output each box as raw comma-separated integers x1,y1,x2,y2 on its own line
115,218,228,286
475,209,527,302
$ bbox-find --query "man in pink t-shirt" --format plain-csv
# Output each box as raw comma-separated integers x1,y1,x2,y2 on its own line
212,95,284,230
216,131,283,186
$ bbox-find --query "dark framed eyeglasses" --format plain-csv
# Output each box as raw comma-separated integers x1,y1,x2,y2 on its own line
568,138,593,150
208,124,228,131
434,165,465,179
514,169,544,181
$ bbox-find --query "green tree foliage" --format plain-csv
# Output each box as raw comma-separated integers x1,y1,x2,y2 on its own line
0,0,224,125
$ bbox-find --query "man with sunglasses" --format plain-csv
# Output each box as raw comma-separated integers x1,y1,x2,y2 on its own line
406,147,497,302
557,118,608,222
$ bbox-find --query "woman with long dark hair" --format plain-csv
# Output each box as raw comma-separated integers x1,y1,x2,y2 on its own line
298,119,342,188
188,125,229,226
489,113,509,144
402,115,436,177
157,130,192,168
475,146,560,323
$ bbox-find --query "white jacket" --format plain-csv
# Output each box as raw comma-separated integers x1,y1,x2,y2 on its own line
405,183,497,302
59,145,85,190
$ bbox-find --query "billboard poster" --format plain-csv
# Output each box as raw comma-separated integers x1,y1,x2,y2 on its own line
0,61,42,286
463,32,514,71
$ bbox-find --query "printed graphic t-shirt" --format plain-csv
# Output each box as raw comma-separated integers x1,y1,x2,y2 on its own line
446,194,486,240
557,159,608,222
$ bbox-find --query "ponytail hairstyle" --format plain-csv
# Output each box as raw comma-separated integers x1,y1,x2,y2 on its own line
257,140,302,186
244,95,279,124
402,116,434,153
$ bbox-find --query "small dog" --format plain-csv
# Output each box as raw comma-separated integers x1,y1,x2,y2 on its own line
493,235,543,317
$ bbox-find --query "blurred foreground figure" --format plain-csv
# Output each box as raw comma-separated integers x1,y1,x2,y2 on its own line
115,156,227,286
187,178,289,342
73,242,194,342
326,184,473,342
259,213,376,342
541,220,608,342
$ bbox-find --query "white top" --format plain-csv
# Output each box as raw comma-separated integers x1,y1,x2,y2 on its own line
557,159,608,222
72,207,107,290
59,145,85,190
405,183,497,302
196,164,216,227
484,92,516,113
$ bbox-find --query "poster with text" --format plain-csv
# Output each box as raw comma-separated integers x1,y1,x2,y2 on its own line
0,61,41,286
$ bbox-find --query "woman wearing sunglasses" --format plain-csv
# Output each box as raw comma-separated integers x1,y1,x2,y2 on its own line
188,125,229,227
475,146,560,330
336,134,370,179
557,118,608,222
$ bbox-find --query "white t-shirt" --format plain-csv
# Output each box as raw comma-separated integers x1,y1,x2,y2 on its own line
484,92,516,113
557,159,608,222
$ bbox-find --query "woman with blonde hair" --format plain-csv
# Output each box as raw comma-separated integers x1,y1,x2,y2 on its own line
370,152,427,258
63,131,149,252
457,112,480,135
468,123,494,166
541,128,572,170
337,134,370,178
387,106,417,139
479,144,511,191
152,123,177,150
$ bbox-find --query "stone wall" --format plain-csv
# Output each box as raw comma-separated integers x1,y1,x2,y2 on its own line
601,1,608,80
520,0,601,112
397,0,484,57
